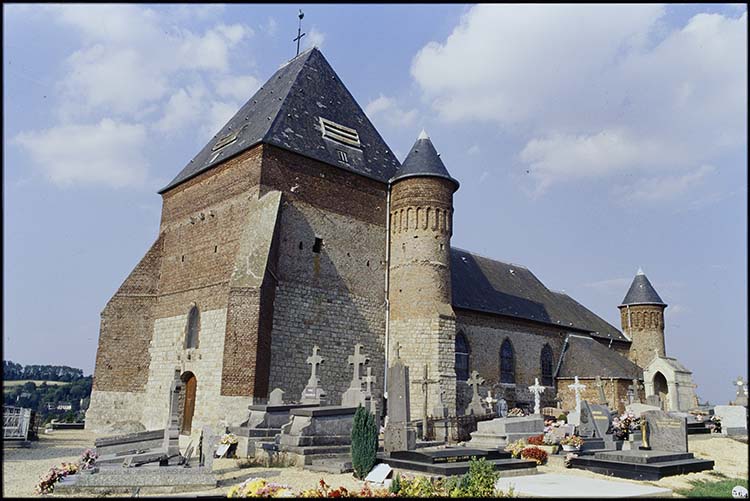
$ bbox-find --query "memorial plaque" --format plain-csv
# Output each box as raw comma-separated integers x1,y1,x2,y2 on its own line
643,410,688,452
579,401,610,438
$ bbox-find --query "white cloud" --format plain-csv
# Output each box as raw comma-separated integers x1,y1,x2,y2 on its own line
411,5,747,194
365,95,418,128
305,28,326,49
583,277,633,293
614,165,717,204
467,144,481,156
263,17,278,36
14,119,149,188
154,85,208,134
215,74,261,102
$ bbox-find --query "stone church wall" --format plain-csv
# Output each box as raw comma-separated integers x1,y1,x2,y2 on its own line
557,377,635,415
454,310,568,413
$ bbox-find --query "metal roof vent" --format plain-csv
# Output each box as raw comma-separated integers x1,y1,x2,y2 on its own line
319,117,360,148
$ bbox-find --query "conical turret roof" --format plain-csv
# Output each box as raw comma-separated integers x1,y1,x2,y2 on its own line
390,131,459,190
620,269,666,306
159,48,400,193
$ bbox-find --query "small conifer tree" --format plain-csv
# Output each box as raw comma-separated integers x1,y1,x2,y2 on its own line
351,404,378,479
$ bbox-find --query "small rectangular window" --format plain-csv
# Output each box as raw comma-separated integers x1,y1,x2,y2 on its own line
313,237,323,253
337,150,349,163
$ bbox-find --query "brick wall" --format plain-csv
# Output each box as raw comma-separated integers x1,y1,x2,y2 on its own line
557,377,637,415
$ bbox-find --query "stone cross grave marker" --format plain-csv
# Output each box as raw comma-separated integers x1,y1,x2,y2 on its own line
384,349,416,452
595,376,608,406
269,388,285,406
568,376,586,415
484,391,498,414
528,378,545,415
301,345,327,404
163,373,182,457
413,364,439,439
642,409,688,452
465,370,486,416
734,376,747,404
432,386,448,419
364,367,377,417
629,379,643,404
342,344,370,407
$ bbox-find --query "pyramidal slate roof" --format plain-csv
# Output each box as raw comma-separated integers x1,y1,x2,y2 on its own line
159,48,400,193
557,334,642,379
620,269,666,306
451,248,627,342
390,131,459,190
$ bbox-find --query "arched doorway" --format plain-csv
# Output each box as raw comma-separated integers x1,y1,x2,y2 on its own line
653,371,668,411
179,372,197,435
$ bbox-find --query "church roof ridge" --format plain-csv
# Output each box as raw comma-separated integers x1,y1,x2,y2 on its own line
159,47,400,194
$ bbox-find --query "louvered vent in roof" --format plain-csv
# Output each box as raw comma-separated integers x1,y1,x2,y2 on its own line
319,117,360,148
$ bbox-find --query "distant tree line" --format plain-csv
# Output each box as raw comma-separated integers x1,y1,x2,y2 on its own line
3,360,85,382
4,360,92,423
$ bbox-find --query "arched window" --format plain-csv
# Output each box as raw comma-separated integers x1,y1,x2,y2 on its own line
455,331,470,381
541,344,554,386
185,306,200,349
500,339,515,384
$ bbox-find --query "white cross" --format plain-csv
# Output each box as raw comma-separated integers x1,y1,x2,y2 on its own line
568,376,586,415
467,370,485,400
484,391,498,412
306,345,324,385
734,376,746,396
528,377,545,415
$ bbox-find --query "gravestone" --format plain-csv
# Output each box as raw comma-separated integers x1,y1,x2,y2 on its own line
341,344,370,407
467,415,544,448
465,371,486,416
732,377,748,407
595,376,608,406
201,426,220,470
626,402,661,418
268,388,285,406
383,344,416,452
549,423,576,443
528,378,545,415
301,346,328,405
646,395,661,408
163,374,182,457
498,398,508,418
642,410,688,452
713,405,748,436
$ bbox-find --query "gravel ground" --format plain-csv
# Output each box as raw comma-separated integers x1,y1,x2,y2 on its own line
3,430,747,497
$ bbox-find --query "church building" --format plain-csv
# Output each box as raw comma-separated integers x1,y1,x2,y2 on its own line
86,48,689,437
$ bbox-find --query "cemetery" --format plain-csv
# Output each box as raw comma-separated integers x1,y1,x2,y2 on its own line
4,342,747,497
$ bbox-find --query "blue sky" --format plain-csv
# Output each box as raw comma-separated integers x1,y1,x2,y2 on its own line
4,4,747,405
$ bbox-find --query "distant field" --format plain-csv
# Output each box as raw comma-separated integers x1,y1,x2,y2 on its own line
3,380,71,391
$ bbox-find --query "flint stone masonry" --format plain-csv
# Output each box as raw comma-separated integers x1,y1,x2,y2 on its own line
643,410,688,452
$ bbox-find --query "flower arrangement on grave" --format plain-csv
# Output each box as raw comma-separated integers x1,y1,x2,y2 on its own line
560,435,584,448
564,452,579,468
227,477,295,497
504,438,527,458
78,448,98,470
507,407,525,417
520,446,548,465
708,415,722,433
35,462,78,495
610,411,639,440
221,433,239,445
526,434,545,446
543,431,561,446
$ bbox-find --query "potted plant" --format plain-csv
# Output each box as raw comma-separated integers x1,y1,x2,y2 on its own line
560,435,583,451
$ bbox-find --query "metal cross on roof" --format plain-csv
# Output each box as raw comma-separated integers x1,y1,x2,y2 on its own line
294,9,306,57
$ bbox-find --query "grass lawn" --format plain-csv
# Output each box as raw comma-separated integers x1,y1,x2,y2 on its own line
675,473,748,498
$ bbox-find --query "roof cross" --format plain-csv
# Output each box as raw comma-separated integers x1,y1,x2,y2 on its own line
293,10,306,57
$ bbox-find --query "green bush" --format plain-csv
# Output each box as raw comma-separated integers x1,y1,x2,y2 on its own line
557,413,567,421
350,405,378,479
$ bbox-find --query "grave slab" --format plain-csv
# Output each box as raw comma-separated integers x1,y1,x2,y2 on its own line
495,473,672,497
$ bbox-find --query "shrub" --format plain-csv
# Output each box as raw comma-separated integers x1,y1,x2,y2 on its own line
557,413,567,422
520,446,548,465
465,457,500,497
227,477,294,497
398,475,439,497
351,405,378,479
526,434,544,445
389,473,401,494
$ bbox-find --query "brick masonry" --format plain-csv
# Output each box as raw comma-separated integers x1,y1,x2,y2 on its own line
619,304,666,368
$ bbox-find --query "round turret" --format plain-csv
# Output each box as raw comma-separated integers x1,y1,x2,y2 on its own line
618,268,667,368
388,131,458,319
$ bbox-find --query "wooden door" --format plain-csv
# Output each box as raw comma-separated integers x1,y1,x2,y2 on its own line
182,374,197,435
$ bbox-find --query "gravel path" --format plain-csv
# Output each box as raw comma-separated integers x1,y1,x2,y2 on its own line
2,430,746,497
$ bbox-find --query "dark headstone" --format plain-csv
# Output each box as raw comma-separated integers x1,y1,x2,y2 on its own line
643,410,688,452
579,401,611,439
